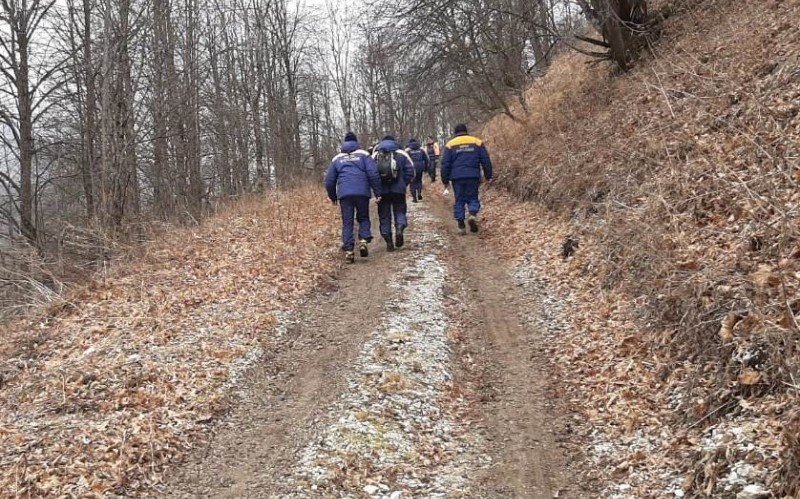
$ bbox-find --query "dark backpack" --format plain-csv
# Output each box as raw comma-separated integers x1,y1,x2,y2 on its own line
407,149,427,172
375,150,399,183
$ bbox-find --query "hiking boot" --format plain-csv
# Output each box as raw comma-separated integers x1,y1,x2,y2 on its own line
412,197,418,203
358,239,369,257
418,193,423,201
384,236,395,252
457,220,467,236
395,226,406,248
345,251,355,264
468,214,479,233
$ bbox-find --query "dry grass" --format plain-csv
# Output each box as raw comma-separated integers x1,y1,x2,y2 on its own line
482,0,800,494
0,184,339,496
0,243,66,320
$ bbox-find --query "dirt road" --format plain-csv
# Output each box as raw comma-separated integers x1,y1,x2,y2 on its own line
155,193,580,498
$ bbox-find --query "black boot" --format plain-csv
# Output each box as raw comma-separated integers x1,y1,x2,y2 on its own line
395,225,405,248
468,213,479,233
384,235,395,252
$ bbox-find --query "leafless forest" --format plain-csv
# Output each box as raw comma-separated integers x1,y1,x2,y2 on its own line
0,0,594,241
2,0,644,313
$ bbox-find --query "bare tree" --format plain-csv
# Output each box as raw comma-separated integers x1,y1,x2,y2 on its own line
0,0,582,265
325,0,354,131
0,0,67,245
97,0,140,228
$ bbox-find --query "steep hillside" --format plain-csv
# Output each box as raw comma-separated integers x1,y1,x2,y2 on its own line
482,0,800,495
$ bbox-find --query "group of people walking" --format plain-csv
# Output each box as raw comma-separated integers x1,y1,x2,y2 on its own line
324,124,493,263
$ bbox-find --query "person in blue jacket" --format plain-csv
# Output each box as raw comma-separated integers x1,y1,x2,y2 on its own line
441,123,493,235
405,138,431,203
325,131,383,263
372,135,415,251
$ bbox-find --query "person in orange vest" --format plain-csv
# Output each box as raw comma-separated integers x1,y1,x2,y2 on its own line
424,136,441,182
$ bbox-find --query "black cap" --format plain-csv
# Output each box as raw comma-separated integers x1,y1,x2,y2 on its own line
454,123,468,134
344,131,357,142
382,134,395,141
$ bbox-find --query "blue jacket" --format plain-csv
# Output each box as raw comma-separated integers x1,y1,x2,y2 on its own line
406,140,431,179
372,139,415,195
441,133,493,183
325,140,382,201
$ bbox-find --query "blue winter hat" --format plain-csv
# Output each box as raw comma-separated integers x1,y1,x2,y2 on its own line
344,131,357,142
454,123,468,134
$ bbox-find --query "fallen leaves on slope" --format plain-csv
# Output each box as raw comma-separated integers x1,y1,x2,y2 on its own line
480,0,800,494
482,191,792,497
0,185,339,497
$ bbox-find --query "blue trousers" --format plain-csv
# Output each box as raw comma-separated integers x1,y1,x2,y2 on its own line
377,193,407,237
451,179,481,221
339,196,372,251
410,173,424,200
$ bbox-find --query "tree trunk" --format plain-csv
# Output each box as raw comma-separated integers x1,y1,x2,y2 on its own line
16,16,37,244
584,0,649,71
151,0,172,218
83,0,98,219
70,0,98,219
103,0,138,228
209,36,233,196
184,0,203,217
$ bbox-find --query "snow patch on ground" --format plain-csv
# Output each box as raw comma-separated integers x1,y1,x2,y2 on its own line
282,206,486,497
222,309,297,397
699,420,778,496
511,256,684,498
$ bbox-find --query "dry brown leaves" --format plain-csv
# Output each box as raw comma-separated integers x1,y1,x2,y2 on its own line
0,185,339,496
481,191,792,496
479,0,800,495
